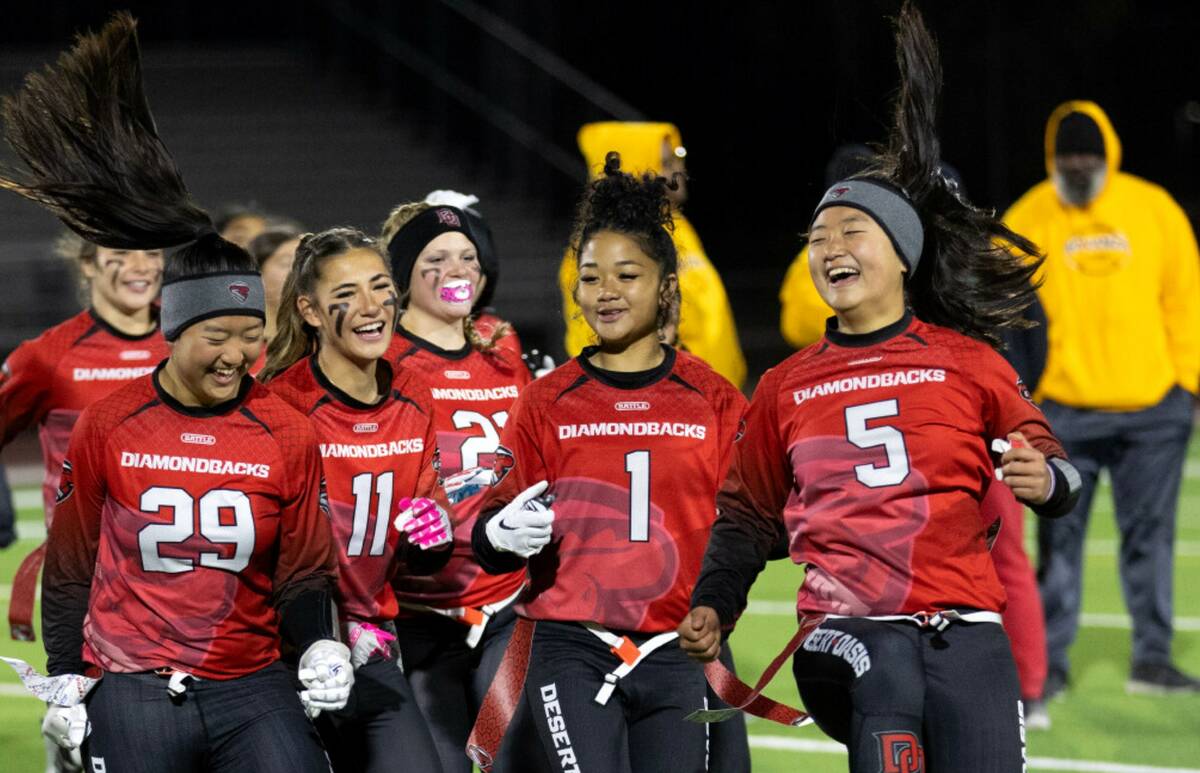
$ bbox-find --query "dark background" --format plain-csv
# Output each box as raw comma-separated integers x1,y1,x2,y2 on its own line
1,0,1198,379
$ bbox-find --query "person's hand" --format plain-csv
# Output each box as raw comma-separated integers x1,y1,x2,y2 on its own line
997,432,1051,504
484,481,554,558
395,497,452,550
677,606,722,663
42,703,88,751
298,640,354,716
347,622,398,669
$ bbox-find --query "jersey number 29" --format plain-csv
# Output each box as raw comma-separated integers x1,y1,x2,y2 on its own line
139,487,255,574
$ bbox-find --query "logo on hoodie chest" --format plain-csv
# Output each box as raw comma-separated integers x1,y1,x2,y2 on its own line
1063,232,1132,276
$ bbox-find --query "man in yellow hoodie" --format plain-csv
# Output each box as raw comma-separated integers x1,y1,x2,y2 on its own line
1005,101,1200,696
559,122,747,389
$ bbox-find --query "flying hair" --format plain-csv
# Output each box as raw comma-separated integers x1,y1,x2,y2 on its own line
0,13,230,263
859,1,1044,347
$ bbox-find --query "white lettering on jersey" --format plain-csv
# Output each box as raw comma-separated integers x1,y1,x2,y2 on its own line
352,422,379,434
180,433,216,446
614,401,650,412
792,369,946,405
118,349,152,361
556,422,707,440
72,366,156,382
120,451,270,479
319,438,424,458
430,385,519,401
444,370,471,380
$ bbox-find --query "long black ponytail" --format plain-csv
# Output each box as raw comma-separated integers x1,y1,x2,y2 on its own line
0,13,253,279
870,2,1042,348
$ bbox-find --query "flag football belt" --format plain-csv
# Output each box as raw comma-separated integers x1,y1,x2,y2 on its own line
399,584,524,649
688,608,1002,729
8,541,47,641
153,668,197,697
580,622,680,706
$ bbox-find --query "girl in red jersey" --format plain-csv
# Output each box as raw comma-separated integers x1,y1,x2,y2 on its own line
680,5,1081,772
1,232,167,644
378,200,534,773
471,154,747,773
0,16,350,772
260,227,452,773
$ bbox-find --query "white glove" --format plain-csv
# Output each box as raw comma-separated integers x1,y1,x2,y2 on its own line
484,480,555,559
42,703,88,751
424,189,480,212
347,621,398,669
443,466,498,504
298,639,354,716
395,497,453,550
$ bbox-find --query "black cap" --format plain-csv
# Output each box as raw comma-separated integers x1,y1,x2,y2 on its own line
1055,113,1105,157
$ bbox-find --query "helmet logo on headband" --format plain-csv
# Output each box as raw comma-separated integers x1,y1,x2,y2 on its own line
829,186,851,198
435,208,461,227
228,282,251,303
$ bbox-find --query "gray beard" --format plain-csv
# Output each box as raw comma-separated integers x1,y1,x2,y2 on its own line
1054,168,1107,206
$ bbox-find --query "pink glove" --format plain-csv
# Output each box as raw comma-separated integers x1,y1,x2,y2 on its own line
395,497,453,550
347,621,398,668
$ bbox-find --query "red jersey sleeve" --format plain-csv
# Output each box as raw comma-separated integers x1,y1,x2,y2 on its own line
42,408,107,675
0,340,52,445
271,421,338,609
975,349,1065,461
693,366,791,626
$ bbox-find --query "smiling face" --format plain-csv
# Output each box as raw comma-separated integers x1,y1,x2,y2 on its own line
808,206,907,328
576,230,675,349
406,231,481,323
299,248,396,366
82,246,164,316
167,315,265,405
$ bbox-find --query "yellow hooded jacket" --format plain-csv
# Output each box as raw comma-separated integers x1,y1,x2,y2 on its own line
559,122,747,389
1004,101,1200,410
778,244,833,349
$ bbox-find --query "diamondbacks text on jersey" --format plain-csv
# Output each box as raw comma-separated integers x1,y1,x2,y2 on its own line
42,367,336,679
270,356,449,624
387,327,531,610
477,347,746,633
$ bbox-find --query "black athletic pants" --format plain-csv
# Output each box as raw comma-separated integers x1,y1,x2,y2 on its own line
524,620,710,773
315,652,443,773
395,605,542,773
792,618,1024,773
83,662,329,773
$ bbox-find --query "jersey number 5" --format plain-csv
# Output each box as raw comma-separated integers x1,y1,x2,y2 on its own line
139,487,255,574
844,399,910,487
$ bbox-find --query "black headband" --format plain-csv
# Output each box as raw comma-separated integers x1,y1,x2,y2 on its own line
385,206,481,294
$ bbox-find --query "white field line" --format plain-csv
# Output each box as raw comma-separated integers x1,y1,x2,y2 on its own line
744,600,1200,632
747,735,1200,773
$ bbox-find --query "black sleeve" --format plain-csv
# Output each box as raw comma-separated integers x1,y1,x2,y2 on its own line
43,577,90,676
276,576,337,653
398,540,454,576
999,293,1048,390
691,503,782,629
1031,457,1082,519
471,508,526,575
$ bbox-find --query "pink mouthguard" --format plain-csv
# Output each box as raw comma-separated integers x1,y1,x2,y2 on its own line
439,282,474,303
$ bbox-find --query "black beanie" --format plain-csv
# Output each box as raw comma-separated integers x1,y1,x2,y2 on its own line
1055,113,1105,157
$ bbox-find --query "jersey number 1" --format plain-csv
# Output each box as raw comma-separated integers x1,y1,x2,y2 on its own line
625,451,650,542
844,399,911,487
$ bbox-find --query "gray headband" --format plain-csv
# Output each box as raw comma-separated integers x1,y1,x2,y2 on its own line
811,179,925,274
160,271,266,341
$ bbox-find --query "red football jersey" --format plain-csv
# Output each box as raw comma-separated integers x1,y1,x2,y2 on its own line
42,368,337,679
270,356,446,624
0,310,168,522
723,314,1065,617
385,327,531,609
480,348,747,633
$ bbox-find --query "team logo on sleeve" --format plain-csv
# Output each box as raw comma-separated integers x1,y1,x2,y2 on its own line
491,445,515,484
54,460,74,504
875,731,924,773
228,282,251,303
1016,377,1035,405
318,476,330,517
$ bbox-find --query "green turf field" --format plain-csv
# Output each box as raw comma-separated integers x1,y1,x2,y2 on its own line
2,446,1199,772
